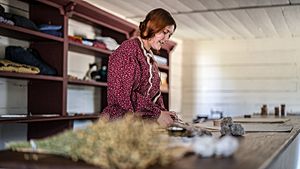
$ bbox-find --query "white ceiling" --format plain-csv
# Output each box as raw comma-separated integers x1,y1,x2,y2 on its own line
85,0,300,40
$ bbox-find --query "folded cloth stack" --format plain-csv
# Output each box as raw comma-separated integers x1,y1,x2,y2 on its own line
0,59,40,74
95,36,119,51
0,5,14,25
5,46,57,75
68,35,82,43
0,16,14,25
38,24,63,37
0,4,38,30
93,40,107,49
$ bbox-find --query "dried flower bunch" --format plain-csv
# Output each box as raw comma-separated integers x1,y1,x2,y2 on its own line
7,115,173,169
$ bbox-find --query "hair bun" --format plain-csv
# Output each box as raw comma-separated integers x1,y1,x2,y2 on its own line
139,21,146,31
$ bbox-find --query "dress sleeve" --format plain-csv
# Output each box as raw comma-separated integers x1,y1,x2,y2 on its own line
156,95,167,111
107,46,136,113
134,93,164,119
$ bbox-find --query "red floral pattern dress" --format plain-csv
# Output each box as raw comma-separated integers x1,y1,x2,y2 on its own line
101,37,166,120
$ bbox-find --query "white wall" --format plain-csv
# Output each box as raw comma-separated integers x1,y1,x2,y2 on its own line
181,37,300,120
169,38,183,114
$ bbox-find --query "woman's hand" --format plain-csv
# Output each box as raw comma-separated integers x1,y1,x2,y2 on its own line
157,111,177,128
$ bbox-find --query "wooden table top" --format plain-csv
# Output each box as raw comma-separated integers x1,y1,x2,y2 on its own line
1,116,300,169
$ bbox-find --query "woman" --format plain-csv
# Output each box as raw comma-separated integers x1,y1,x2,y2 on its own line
101,8,177,127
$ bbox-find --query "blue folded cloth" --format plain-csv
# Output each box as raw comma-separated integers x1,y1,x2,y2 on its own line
38,24,62,31
40,30,62,37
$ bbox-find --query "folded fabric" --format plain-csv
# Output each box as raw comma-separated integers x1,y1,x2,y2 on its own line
95,36,119,51
40,30,62,37
93,41,107,49
38,24,62,31
5,46,57,75
0,59,40,74
2,12,38,30
0,16,14,25
68,35,82,44
82,39,93,46
0,9,14,26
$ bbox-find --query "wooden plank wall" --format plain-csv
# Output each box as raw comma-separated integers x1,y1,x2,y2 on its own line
181,37,300,120
169,39,183,114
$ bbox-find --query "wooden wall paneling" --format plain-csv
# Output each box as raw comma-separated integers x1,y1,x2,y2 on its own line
246,8,278,37
265,7,291,38
230,10,264,38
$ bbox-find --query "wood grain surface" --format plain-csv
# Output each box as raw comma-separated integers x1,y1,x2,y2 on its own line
0,116,300,169
233,117,290,123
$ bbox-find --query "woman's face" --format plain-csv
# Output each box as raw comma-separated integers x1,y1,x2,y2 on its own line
148,25,175,50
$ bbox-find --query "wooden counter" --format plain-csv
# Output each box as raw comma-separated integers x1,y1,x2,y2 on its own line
1,116,300,169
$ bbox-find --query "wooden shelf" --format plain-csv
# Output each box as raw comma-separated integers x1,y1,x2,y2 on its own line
66,1,136,37
0,114,100,123
68,41,112,57
0,71,63,81
0,23,64,42
71,12,129,38
68,79,107,87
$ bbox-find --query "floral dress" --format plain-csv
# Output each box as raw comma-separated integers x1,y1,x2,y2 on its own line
101,37,166,120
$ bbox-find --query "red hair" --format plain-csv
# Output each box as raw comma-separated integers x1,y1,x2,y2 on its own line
139,8,176,39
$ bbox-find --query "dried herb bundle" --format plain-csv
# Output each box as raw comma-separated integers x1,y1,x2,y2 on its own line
7,115,173,169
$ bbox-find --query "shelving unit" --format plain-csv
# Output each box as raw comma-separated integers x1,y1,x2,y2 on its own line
68,79,107,88
0,0,175,139
0,71,63,81
0,114,100,123
0,0,135,139
68,41,112,56
155,41,176,110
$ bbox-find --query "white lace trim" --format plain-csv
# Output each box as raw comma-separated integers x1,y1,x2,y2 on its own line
137,37,161,103
138,37,153,96
153,91,161,103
